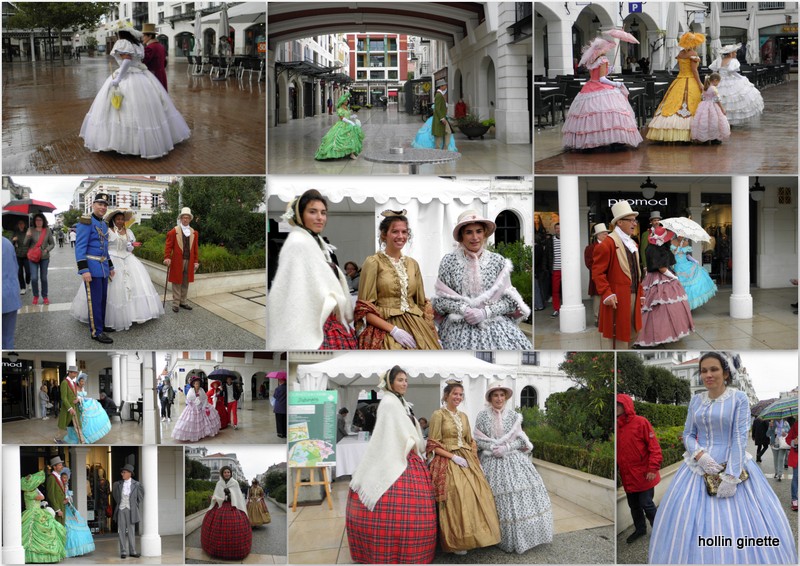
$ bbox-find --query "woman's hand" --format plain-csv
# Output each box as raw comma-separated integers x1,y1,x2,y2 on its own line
451,455,469,468
716,480,737,498
491,444,509,458
696,452,724,474
390,326,417,349
464,307,489,325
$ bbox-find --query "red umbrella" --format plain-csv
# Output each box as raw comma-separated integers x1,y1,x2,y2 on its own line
3,199,57,214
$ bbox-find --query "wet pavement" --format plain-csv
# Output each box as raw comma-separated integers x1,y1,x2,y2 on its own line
2,58,265,174
63,533,183,565
534,79,798,175
160,397,281,445
268,106,532,175
10,242,265,350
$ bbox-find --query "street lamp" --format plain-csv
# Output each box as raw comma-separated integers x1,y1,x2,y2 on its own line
749,177,765,201
640,177,658,199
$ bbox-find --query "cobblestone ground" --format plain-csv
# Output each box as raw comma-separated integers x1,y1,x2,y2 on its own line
2,58,265,174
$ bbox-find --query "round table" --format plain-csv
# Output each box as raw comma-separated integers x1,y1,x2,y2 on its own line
362,148,461,174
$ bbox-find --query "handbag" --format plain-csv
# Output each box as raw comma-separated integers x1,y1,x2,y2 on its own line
110,86,123,110
704,462,749,496
27,229,47,263
778,435,791,450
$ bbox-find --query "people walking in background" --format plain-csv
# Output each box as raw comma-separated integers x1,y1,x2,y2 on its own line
24,213,55,305
220,374,242,430
273,376,287,439
164,207,199,314
141,23,168,91
545,223,562,317
246,479,271,527
57,229,65,248
787,419,798,511
616,394,661,544
69,229,76,248
11,218,30,295
767,419,790,481
2,236,22,348
752,416,770,463
112,464,144,559
39,384,51,420
159,377,175,422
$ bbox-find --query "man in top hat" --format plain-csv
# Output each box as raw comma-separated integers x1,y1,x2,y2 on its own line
639,211,661,271
431,82,452,150
591,202,645,349
75,193,116,344
56,365,80,443
112,463,144,559
45,455,68,525
164,207,199,313
141,23,167,91
584,223,609,327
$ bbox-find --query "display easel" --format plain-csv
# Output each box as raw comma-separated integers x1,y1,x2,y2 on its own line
291,466,333,512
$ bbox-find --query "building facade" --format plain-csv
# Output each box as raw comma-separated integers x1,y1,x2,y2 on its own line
74,176,171,222
186,446,247,482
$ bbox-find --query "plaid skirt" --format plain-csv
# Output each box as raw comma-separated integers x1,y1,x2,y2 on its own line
200,502,252,560
320,313,357,350
346,452,437,564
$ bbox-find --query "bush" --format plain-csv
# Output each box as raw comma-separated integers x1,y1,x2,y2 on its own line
271,484,287,504
185,478,216,492
135,237,265,273
130,224,160,245
185,490,213,516
654,425,686,468
633,401,688,428
545,389,612,442
263,469,287,494
529,439,615,480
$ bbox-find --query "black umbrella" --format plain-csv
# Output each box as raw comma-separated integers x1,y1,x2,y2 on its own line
2,211,29,231
208,368,239,381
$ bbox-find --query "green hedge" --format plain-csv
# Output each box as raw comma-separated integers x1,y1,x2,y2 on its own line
135,235,265,273
271,484,287,504
185,479,216,492
185,490,213,516
654,425,686,468
633,401,688,428
529,438,615,480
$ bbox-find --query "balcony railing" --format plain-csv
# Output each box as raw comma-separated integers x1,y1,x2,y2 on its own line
721,2,748,12
758,2,786,10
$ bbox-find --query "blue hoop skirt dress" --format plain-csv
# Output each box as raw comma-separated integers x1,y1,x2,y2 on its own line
671,244,717,309
65,498,95,557
648,389,797,564
64,391,112,444
412,116,458,151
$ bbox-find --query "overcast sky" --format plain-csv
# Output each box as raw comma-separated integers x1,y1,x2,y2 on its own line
687,350,798,400
197,444,285,480
9,176,87,221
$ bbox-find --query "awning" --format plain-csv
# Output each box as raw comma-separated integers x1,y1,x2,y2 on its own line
203,2,265,25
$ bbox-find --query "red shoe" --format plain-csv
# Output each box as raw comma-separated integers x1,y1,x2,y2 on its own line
32,296,39,305
43,298,50,305
792,500,798,511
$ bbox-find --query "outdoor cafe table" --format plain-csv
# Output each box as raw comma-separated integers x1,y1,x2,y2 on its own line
363,147,461,175
334,435,370,478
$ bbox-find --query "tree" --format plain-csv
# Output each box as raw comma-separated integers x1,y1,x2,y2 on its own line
616,352,648,399
60,207,82,229
556,352,615,441
185,456,211,480
9,3,115,65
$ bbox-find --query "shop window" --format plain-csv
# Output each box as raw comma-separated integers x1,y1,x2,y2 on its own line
520,386,538,408
778,187,792,204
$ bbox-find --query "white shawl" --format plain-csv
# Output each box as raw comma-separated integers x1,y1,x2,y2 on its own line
267,227,353,349
210,477,247,515
473,409,533,452
349,393,425,511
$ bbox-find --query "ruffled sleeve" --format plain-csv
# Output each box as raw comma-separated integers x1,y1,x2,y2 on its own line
728,58,741,72
111,39,136,57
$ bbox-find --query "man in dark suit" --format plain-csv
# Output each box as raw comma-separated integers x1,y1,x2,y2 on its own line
113,464,144,559
142,23,168,91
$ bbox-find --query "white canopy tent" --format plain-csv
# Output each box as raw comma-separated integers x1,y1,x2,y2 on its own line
268,176,492,297
294,351,517,425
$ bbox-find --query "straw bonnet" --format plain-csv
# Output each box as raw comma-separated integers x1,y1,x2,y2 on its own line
719,43,742,55
105,208,134,225
452,210,496,241
484,383,513,403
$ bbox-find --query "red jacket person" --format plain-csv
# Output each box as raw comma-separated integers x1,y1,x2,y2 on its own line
164,207,199,313
617,393,662,544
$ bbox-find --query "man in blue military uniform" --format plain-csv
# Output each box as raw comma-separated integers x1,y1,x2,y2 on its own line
75,192,116,343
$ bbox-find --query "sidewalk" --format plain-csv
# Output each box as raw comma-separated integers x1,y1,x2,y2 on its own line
535,286,798,350
11,243,265,350
288,477,613,564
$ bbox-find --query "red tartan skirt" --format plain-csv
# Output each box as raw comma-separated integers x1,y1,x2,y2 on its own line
200,502,252,560
320,313,357,350
346,452,437,564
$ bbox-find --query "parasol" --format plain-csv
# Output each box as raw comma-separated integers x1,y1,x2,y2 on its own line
3,199,57,214
267,371,287,380
751,398,777,417
217,2,234,72
659,217,710,242
665,2,680,71
606,28,639,70
709,1,722,63
759,396,798,421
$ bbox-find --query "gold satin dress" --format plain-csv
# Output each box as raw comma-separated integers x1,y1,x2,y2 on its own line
646,56,703,142
429,408,501,552
357,253,441,350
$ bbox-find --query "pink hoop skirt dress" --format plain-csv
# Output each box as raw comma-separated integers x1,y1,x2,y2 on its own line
690,86,731,142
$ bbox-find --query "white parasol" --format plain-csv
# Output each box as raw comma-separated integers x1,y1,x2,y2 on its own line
746,5,760,64
659,217,710,242
218,2,234,65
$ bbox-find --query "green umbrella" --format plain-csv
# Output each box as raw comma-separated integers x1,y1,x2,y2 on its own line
758,396,798,421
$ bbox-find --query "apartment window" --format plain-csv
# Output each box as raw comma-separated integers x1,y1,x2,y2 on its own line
152,195,160,209
475,351,494,363
521,351,539,366
370,70,385,79
388,70,398,79
368,39,385,51
370,54,385,67
130,193,139,207
158,12,164,24
357,70,367,80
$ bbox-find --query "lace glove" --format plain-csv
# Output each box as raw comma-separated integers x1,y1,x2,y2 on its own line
451,455,469,468
492,444,510,458
716,477,738,498
464,307,489,325
126,241,135,252
111,58,132,87
390,326,417,349
599,75,622,88
663,269,678,280
696,453,724,474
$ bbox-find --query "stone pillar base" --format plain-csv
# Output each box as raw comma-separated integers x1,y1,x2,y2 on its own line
558,304,587,333
496,109,531,144
730,293,753,319
140,534,162,557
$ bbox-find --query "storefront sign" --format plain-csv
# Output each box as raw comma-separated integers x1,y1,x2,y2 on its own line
782,25,798,33
3,360,24,368
608,197,669,207
258,41,266,53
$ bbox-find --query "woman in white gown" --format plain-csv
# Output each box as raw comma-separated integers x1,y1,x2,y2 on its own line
80,22,190,158
71,208,164,330
708,43,764,125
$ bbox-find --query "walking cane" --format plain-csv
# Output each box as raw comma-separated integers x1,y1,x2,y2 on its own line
612,303,617,350
162,265,169,308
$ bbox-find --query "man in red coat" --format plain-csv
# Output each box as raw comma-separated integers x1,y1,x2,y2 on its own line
591,201,644,349
164,207,199,313
617,393,662,544
142,23,168,91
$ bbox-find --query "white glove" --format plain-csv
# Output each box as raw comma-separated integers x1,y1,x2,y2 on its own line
716,478,737,498
451,455,469,468
390,326,417,349
126,242,135,252
599,75,622,88
464,307,489,325
112,58,132,87
663,270,678,280
696,453,724,474
492,444,510,458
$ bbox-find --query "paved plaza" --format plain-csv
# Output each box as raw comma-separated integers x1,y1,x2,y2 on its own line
2,58,265,174
268,106,532,175
62,534,183,565
534,79,798,175
160,397,280,445
535,286,798,350
10,242,265,351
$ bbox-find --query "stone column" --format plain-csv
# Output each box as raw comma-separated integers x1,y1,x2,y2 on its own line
140,445,162,557
495,3,531,144
33,357,43,418
730,176,753,318
557,176,586,332
2,445,25,564
546,18,573,78
142,352,157,445
73,446,90,519
111,352,122,411
121,353,130,417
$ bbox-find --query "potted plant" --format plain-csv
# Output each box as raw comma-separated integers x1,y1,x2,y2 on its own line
86,36,98,57
456,113,492,139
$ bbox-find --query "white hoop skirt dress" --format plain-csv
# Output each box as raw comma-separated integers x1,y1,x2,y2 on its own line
80,39,190,159
708,57,764,126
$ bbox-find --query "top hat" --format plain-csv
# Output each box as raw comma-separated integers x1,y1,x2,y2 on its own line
67,365,79,374
611,201,639,225
93,193,110,205
50,456,65,467
593,223,609,236
649,211,662,220
120,464,135,474
142,23,157,35
178,207,193,221
452,210,496,241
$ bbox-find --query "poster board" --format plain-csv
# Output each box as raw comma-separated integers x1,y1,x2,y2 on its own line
287,390,337,468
